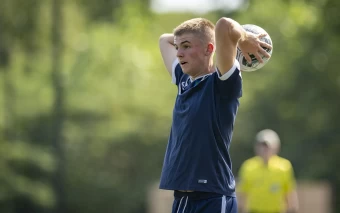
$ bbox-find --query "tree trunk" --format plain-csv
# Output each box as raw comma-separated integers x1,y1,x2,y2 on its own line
51,0,65,212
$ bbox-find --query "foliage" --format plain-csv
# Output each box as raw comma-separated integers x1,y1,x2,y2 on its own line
0,140,55,208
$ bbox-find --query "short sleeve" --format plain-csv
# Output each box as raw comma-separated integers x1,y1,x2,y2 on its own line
217,59,240,81
215,60,242,99
171,59,184,86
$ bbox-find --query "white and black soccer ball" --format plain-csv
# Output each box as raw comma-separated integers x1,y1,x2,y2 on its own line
236,24,273,72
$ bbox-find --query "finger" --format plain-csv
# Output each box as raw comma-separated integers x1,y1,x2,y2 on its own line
258,45,271,58
260,50,271,59
254,52,264,63
244,53,252,64
258,33,267,38
260,48,271,58
259,41,272,50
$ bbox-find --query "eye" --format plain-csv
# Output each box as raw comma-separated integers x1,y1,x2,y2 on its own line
183,45,190,49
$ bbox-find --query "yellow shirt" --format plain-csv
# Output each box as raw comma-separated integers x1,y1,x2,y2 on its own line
237,155,296,212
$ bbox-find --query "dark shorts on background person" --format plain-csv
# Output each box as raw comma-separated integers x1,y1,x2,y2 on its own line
172,191,237,213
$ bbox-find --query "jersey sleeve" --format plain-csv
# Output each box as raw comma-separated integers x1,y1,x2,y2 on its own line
171,58,184,86
215,59,242,98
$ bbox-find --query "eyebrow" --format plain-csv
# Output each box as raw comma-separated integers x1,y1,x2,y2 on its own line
180,40,190,45
175,40,191,46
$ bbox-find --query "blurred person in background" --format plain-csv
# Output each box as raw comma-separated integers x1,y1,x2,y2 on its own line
237,129,299,213
158,16,272,213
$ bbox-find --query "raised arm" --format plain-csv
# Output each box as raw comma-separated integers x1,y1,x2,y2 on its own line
215,18,246,75
159,34,177,76
215,18,272,74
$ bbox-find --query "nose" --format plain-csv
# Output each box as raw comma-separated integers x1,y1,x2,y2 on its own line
176,49,183,58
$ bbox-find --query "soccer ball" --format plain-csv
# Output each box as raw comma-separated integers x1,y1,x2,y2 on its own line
236,24,273,72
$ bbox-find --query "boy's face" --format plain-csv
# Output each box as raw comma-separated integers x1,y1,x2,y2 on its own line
255,142,274,160
174,33,209,76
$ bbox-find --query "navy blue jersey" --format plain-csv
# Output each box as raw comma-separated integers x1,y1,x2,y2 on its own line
159,59,242,197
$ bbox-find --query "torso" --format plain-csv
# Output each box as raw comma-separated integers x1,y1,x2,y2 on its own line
159,62,242,196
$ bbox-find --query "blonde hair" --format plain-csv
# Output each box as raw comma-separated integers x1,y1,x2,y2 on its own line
173,18,215,45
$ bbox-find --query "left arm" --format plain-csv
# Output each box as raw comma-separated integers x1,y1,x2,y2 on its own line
285,190,299,213
214,17,246,76
237,192,248,213
284,161,299,213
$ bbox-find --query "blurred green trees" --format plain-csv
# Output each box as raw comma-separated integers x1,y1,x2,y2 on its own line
0,0,339,212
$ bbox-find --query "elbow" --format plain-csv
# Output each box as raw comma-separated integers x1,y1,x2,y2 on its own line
216,18,233,29
159,33,174,46
215,17,242,42
159,34,167,44
216,18,234,34
159,33,167,40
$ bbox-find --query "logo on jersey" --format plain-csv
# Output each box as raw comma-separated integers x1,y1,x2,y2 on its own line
198,179,208,184
181,80,189,89
270,183,281,193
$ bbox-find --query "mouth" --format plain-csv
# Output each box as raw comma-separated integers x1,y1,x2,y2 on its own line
180,61,188,66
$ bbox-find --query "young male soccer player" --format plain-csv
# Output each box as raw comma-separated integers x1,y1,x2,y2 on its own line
158,17,272,213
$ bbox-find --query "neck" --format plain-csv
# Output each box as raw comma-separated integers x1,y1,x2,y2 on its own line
190,60,215,79
263,158,269,165
261,155,274,165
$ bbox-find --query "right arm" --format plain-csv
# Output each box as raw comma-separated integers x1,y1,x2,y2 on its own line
237,192,248,213
159,34,177,76
237,162,250,213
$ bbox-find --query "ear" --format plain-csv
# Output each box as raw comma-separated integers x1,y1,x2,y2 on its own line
206,43,214,55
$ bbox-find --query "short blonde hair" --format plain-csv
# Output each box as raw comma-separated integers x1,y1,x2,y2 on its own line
173,18,215,45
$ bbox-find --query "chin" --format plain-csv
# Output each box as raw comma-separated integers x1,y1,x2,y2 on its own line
181,67,191,75
182,69,189,74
